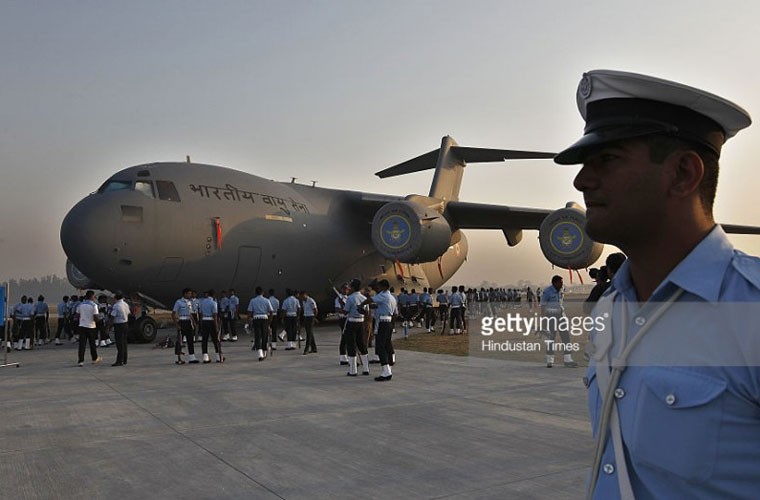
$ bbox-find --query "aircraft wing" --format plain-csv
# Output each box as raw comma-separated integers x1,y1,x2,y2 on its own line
444,201,551,230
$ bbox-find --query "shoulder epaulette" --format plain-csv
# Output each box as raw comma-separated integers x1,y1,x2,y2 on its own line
731,252,760,290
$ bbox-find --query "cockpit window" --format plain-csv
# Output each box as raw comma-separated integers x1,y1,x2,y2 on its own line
155,181,181,202
99,180,131,193
134,180,155,199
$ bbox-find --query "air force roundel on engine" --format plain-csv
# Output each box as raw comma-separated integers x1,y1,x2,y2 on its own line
380,214,412,249
549,221,584,255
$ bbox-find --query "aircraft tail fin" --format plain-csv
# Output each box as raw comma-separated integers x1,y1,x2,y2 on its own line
375,136,555,202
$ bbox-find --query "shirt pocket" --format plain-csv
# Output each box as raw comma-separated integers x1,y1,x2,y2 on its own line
631,367,726,482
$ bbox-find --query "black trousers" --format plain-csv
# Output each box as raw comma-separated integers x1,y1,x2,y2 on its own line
114,322,128,363
19,319,33,340
285,316,298,342
344,321,367,356
34,317,48,341
449,307,463,330
252,318,268,350
201,321,220,354
179,320,195,355
270,315,280,342
303,317,316,352
221,313,230,336
375,321,393,365
338,317,347,355
78,327,99,363
423,306,434,329
55,318,65,339
545,327,571,355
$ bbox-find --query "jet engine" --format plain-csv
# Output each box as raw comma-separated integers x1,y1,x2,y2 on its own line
539,203,603,270
371,200,452,263
66,259,101,290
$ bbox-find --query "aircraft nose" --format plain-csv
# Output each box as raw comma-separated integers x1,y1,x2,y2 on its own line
60,196,114,275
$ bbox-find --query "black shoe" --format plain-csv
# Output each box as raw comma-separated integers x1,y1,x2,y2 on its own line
546,363,553,368
340,361,349,365
374,375,392,382
175,360,186,365
310,350,318,353
188,359,199,364
362,371,370,376
346,372,357,377
111,362,123,367
369,359,380,364
303,351,309,355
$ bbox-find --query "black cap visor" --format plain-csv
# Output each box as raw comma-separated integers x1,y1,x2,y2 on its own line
554,123,672,165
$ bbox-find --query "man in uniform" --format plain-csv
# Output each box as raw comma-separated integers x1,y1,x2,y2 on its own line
199,290,223,363
190,290,201,342
555,69,760,498
107,292,130,366
448,286,463,335
360,279,397,381
67,295,80,343
18,296,35,350
53,295,68,345
228,288,240,342
219,290,231,341
301,290,318,355
267,289,280,350
248,286,274,361
172,288,199,364
541,275,577,368
281,289,300,350
75,290,102,366
334,283,349,365
436,289,449,335
33,295,49,346
342,279,369,377
419,287,434,333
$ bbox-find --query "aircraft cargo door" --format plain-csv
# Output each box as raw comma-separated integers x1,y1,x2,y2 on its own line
231,246,261,299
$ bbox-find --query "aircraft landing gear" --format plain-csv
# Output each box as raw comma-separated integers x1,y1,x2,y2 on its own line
130,316,158,343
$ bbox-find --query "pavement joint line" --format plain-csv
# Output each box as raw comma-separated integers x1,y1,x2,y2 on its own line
428,464,592,499
84,370,288,500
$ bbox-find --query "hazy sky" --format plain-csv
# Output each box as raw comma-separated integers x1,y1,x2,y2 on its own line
3,0,760,286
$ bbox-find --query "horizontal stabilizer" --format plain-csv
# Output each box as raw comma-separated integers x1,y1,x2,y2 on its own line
375,145,555,179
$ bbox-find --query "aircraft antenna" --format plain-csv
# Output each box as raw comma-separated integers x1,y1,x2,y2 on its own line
290,177,297,184
186,155,191,163
311,180,317,187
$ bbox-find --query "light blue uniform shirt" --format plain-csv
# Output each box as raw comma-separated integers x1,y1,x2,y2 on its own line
34,301,48,316
343,292,367,319
219,296,230,314
282,296,300,316
269,296,280,312
199,297,218,318
373,290,397,318
229,295,239,315
436,292,448,305
110,299,130,324
302,297,317,317
20,302,35,319
248,295,274,316
541,286,564,316
419,292,432,307
398,293,408,307
587,226,760,499
191,298,200,314
57,302,67,317
450,292,463,308
173,298,193,318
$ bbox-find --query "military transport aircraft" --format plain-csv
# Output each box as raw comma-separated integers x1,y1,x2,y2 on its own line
60,136,760,341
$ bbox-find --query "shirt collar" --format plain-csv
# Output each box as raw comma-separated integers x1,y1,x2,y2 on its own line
612,225,734,303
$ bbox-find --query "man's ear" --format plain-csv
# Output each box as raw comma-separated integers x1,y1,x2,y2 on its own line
666,150,704,199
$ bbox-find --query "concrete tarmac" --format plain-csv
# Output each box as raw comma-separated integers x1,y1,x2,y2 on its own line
0,325,592,499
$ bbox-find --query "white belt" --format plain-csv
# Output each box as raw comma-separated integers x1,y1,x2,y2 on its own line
379,316,392,322
202,317,214,320
348,318,364,323
20,317,31,320
253,314,268,320
179,316,191,320
286,313,298,317
450,306,460,308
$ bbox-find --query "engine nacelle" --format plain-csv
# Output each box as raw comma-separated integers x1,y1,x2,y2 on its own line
372,201,452,263
66,259,101,290
539,203,603,270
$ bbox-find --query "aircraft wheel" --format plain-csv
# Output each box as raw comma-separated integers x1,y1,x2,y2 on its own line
132,316,158,343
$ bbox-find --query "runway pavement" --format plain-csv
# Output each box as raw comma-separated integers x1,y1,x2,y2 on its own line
0,325,592,499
